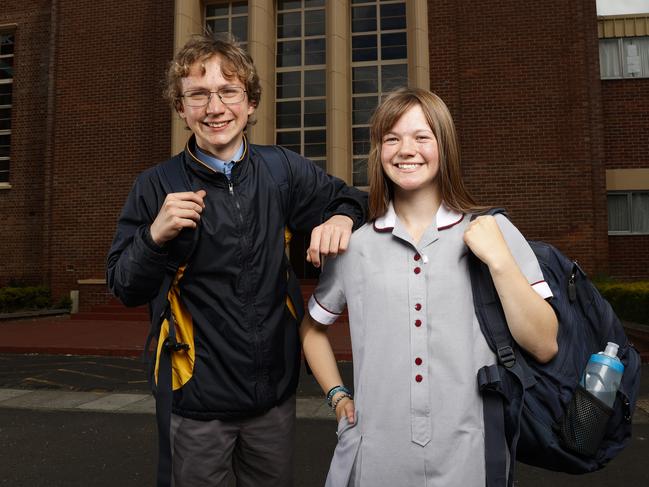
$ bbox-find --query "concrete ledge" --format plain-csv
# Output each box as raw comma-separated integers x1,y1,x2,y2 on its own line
0,309,70,321
0,388,337,419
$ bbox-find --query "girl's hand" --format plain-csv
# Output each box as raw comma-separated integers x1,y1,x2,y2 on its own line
335,396,356,424
463,215,513,271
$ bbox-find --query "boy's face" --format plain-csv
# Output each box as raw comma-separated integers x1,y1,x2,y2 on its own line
178,54,255,161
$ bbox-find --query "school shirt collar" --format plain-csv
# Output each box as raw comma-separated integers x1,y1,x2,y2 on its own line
194,141,245,180
373,201,464,232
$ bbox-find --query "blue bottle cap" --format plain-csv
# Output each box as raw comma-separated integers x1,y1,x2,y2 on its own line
589,353,625,373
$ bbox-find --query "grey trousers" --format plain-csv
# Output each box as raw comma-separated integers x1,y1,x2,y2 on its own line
170,395,296,487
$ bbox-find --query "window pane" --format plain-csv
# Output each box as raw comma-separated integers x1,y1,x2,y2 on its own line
304,70,325,96
232,1,248,14
304,130,326,157
277,71,301,99
352,35,378,62
380,3,406,30
381,32,407,60
0,133,10,157
352,5,377,33
607,194,630,232
305,38,325,65
277,40,301,67
0,35,14,56
304,99,325,127
277,131,301,153
353,96,378,125
205,5,228,17
276,100,301,128
622,37,649,78
277,131,300,145
305,9,325,36
352,127,370,155
599,39,621,79
632,193,649,232
279,0,301,10
0,83,11,106
305,0,324,7
0,57,13,80
0,107,10,130
353,158,368,186
352,66,378,93
381,63,407,91
278,12,301,38
231,16,248,42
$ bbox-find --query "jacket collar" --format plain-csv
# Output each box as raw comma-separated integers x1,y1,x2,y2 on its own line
184,135,250,184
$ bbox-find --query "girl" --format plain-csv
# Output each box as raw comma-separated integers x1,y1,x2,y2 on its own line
300,88,558,486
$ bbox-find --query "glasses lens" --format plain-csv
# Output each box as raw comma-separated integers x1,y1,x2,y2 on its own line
184,91,209,106
219,87,245,104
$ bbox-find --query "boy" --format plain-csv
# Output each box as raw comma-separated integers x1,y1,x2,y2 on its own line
107,34,366,487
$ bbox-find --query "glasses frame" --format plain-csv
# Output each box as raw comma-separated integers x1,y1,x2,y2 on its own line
181,86,248,107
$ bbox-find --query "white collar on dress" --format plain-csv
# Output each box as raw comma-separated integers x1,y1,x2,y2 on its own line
373,201,464,232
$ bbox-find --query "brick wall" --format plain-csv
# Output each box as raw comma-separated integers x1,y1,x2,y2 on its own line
4,0,642,308
602,79,649,278
46,0,174,301
429,0,608,275
0,1,51,286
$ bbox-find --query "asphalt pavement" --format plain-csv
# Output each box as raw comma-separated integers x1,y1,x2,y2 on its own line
0,354,648,486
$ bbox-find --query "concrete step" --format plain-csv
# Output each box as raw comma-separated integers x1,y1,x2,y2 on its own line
71,312,149,322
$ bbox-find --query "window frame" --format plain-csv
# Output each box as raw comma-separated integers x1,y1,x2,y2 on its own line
599,36,649,80
0,30,14,188
275,1,327,170
607,190,649,235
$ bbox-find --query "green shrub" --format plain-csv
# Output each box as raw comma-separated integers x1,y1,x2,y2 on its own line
596,280,649,326
54,296,73,311
0,286,52,313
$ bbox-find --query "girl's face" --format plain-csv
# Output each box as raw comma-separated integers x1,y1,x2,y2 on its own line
380,103,440,195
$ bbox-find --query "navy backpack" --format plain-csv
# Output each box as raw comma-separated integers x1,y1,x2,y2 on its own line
469,209,642,487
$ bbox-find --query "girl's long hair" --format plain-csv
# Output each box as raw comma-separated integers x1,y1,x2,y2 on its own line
367,87,487,220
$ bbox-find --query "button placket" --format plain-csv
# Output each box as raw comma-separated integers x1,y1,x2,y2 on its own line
409,248,430,446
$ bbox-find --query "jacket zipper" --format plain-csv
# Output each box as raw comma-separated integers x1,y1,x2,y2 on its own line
229,180,264,399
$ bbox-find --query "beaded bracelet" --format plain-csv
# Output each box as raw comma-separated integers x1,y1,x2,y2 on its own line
331,392,353,411
326,385,352,408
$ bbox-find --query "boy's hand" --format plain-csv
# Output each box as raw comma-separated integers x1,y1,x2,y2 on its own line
150,190,207,246
307,215,353,268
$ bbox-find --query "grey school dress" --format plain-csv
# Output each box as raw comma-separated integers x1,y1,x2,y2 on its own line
308,203,552,487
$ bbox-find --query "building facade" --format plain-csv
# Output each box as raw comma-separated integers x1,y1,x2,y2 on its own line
0,0,647,310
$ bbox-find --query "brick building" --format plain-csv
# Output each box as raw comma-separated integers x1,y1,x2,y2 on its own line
0,0,647,310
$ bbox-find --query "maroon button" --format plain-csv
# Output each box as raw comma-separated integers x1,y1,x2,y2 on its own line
415,303,422,311
415,319,422,327
414,253,421,261
415,374,423,382
414,267,421,274
415,357,423,365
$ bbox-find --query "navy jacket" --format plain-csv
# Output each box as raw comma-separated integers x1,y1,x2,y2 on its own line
107,136,366,420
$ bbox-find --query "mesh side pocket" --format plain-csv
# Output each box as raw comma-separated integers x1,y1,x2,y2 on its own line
558,385,613,457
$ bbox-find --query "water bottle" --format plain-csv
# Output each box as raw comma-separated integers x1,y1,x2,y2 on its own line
581,342,624,408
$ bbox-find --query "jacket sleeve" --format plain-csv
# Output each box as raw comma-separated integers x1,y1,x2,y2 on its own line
282,148,368,233
106,170,171,307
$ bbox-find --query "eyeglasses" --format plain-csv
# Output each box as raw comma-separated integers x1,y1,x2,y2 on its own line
181,86,247,107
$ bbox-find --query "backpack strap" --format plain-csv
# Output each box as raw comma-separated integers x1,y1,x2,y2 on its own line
146,155,199,487
468,207,534,487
